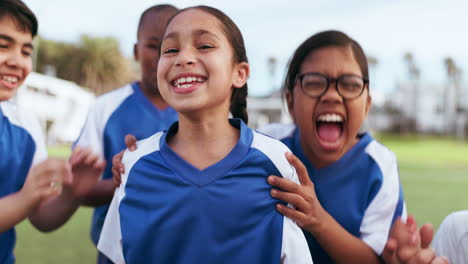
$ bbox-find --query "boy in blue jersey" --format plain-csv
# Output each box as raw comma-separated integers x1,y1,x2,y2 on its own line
0,1,105,263
73,5,179,263
99,6,313,264
263,30,446,263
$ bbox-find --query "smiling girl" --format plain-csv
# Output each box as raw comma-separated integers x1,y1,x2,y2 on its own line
98,6,313,264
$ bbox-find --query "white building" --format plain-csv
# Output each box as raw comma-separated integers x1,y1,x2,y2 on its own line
386,81,468,136
14,72,95,144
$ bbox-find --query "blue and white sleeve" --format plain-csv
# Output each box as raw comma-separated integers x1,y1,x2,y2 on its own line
73,102,105,157
361,141,407,255
252,132,313,264
98,133,164,264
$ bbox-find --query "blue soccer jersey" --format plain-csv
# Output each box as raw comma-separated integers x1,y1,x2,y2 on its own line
98,119,313,264
74,82,178,245
0,101,47,264
269,126,406,263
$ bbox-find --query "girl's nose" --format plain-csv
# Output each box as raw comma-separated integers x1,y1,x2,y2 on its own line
175,48,196,67
320,81,343,104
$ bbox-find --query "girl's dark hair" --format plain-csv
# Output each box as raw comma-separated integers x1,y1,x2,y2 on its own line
0,0,38,37
166,6,249,124
283,30,369,98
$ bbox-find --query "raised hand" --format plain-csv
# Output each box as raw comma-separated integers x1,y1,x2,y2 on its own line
382,215,450,264
68,147,106,198
19,158,72,209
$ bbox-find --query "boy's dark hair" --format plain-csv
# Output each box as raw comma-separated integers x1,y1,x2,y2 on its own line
137,4,178,40
0,0,38,37
166,5,249,124
283,30,369,98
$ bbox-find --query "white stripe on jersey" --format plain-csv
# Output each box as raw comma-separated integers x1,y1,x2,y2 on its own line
74,84,134,156
251,131,313,264
360,140,407,254
0,101,47,165
98,132,164,264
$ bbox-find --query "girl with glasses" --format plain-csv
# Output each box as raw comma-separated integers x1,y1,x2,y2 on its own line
264,30,446,264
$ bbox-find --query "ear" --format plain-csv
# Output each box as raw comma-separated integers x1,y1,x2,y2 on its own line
285,89,296,122
133,43,139,61
364,90,372,117
232,62,250,88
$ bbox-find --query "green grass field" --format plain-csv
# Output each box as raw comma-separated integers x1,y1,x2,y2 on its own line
14,138,468,263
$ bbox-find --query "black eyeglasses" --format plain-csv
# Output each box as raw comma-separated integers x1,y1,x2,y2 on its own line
296,73,369,99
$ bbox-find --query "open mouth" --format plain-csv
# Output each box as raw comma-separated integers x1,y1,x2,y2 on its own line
315,113,344,150
172,76,206,88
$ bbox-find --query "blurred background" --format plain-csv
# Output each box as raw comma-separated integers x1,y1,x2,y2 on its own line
14,0,468,263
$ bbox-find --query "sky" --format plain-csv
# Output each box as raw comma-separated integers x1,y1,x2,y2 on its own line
23,0,468,103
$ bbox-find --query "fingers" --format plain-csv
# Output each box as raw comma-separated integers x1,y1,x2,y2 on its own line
270,188,310,212
419,223,434,249
275,203,306,226
285,152,312,187
381,238,398,264
125,134,137,151
112,150,125,174
406,248,436,264
432,257,449,264
268,175,301,194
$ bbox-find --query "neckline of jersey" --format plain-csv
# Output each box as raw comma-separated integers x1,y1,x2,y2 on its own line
159,118,253,187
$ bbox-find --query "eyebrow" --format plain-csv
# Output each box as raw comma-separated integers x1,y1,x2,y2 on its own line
163,29,220,41
0,34,33,49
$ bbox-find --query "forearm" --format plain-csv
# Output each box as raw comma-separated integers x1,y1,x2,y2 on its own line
28,188,81,232
80,179,116,207
308,213,381,264
0,192,36,232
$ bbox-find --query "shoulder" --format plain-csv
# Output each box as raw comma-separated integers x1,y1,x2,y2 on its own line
122,131,164,172
92,84,135,112
250,130,298,183
257,122,296,140
83,83,135,130
437,210,468,240
0,101,47,163
1,101,43,140
363,135,397,172
251,129,291,154
434,210,468,258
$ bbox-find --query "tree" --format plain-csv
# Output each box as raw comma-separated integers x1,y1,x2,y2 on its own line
444,57,463,137
403,52,421,133
36,35,136,95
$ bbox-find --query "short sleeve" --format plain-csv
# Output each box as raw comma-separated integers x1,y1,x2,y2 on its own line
360,141,407,254
251,132,313,264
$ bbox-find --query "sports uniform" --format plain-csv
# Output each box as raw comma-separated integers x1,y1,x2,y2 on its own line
0,101,47,264
98,119,313,264
263,125,406,263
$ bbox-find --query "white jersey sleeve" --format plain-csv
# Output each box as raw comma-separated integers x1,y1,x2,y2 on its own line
1,101,47,165
251,132,313,264
97,132,164,264
74,84,134,157
360,141,407,254
257,123,296,140
433,210,468,264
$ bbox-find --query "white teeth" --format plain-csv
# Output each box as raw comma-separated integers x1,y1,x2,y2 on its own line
173,76,206,87
2,76,18,83
317,113,343,123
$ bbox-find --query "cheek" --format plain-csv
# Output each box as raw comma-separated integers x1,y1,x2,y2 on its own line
292,94,315,126
23,58,32,75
